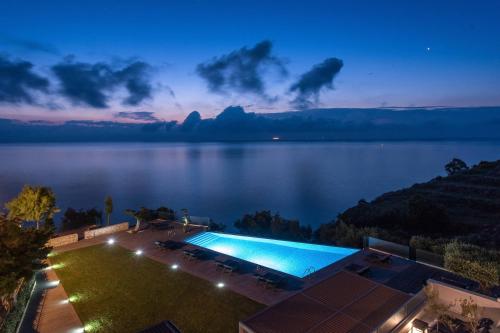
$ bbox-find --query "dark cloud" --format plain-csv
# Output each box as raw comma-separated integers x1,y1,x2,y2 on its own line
290,57,343,109
114,111,159,122
0,54,50,104
0,34,59,55
51,58,154,108
196,40,286,99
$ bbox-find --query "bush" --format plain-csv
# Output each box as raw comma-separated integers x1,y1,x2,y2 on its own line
444,241,500,290
234,210,312,241
314,221,382,248
410,236,449,255
0,276,36,333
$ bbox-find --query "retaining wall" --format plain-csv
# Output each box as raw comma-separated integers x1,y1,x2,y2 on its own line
83,222,129,239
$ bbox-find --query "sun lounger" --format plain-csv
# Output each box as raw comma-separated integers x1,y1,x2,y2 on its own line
365,252,391,264
155,240,183,250
215,259,240,273
254,271,284,289
182,248,208,260
344,263,371,275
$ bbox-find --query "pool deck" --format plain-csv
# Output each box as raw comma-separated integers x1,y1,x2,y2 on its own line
52,224,303,306
37,223,475,333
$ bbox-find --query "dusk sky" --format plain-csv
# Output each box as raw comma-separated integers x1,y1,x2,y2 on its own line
1,0,499,122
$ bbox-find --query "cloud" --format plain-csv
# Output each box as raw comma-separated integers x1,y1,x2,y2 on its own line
196,40,286,100
0,54,50,104
114,111,159,122
290,57,343,109
51,57,154,108
0,34,59,55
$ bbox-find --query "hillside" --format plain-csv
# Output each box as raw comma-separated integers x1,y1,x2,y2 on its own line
337,160,500,248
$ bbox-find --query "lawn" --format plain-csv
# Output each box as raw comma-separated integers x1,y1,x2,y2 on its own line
51,244,264,333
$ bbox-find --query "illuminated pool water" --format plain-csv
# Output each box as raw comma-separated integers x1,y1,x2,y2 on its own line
186,232,358,278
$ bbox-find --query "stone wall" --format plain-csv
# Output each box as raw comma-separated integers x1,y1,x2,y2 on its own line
83,222,129,239
47,233,78,247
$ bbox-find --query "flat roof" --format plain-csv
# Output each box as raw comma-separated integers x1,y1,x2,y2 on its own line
242,271,412,333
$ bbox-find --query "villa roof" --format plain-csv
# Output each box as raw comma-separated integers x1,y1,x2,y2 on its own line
241,271,412,333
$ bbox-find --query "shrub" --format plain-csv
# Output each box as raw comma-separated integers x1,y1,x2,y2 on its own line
0,276,36,333
444,241,500,290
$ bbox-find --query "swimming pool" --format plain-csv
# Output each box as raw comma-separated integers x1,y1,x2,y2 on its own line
186,232,358,278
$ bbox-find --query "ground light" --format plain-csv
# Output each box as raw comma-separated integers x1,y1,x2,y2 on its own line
171,264,179,270
135,249,143,256
50,263,64,270
107,238,115,245
47,280,60,288
216,282,225,288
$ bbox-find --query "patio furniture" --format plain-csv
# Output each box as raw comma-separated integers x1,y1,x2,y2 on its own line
254,272,285,289
182,248,208,260
154,240,184,250
365,251,391,264
344,263,371,275
215,259,240,273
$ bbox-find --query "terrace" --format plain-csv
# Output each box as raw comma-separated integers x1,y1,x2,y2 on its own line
35,221,498,333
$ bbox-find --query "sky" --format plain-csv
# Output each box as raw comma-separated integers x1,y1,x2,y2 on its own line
0,0,499,122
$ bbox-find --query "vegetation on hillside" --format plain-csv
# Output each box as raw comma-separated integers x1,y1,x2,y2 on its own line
234,210,312,241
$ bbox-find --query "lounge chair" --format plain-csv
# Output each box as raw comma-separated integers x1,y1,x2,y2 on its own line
155,240,183,250
344,263,371,275
182,248,208,260
254,271,285,289
215,259,240,273
365,252,391,264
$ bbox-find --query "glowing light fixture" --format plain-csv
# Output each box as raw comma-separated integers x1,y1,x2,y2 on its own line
216,282,225,288
107,238,115,245
171,264,179,270
48,280,60,287
135,249,143,256
51,263,64,270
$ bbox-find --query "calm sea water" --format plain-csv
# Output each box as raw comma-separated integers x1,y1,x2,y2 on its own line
0,142,498,230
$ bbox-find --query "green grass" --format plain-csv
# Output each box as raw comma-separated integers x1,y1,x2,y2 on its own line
51,244,264,333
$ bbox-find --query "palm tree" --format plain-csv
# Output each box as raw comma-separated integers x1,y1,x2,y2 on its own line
104,196,113,226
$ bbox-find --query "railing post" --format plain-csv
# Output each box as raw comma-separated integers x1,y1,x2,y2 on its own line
409,245,416,261
363,236,369,249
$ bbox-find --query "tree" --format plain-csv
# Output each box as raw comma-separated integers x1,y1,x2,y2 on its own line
60,208,102,231
0,216,52,299
445,158,469,176
104,196,113,226
125,207,151,232
424,285,453,332
5,185,60,230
